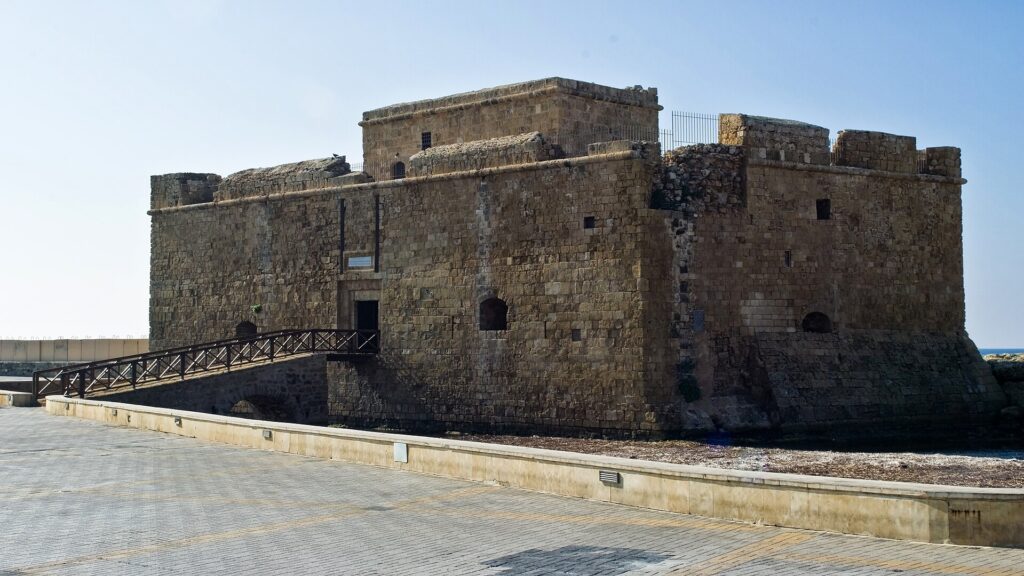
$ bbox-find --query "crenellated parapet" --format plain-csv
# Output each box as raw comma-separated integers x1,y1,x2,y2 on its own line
717,114,962,179
832,130,918,173
920,146,962,178
719,114,830,164
150,173,221,210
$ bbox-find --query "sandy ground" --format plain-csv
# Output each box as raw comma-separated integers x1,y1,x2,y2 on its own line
449,434,1024,488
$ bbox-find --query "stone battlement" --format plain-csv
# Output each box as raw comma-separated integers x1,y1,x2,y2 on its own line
719,114,830,163
718,114,961,178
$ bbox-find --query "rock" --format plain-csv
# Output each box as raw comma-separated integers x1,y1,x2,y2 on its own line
680,407,715,432
998,405,1022,431
1002,381,1024,408
985,354,1024,383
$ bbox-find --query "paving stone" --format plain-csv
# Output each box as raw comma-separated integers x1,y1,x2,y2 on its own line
2,407,1021,575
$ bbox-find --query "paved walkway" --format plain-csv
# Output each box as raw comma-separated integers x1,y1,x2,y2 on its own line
1,408,1021,575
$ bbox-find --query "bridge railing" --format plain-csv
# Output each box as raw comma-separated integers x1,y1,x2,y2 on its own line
33,328,379,400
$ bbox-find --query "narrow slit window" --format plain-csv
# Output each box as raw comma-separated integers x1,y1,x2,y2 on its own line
816,198,831,220
784,250,793,268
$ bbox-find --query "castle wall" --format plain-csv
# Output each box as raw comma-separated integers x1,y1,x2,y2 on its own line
330,147,677,435
148,79,1004,438
151,146,681,436
149,181,349,349
652,142,1005,432
359,77,659,181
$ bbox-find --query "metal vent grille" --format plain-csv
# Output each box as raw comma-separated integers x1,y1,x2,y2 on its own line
599,470,621,485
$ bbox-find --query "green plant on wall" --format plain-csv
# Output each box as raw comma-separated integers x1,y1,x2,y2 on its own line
250,304,263,314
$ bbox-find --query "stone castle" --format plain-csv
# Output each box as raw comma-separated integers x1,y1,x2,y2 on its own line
148,77,1005,436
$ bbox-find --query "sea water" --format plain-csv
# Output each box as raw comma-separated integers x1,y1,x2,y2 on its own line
980,348,1024,355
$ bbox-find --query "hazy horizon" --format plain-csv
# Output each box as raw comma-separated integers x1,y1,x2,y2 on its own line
1,0,1021,346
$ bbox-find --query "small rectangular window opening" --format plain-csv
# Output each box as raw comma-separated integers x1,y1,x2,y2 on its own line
421,132,432,150
583,216,596,229
816,198,831,220
784,250,793,268
571,328,582,342
347,255,373,270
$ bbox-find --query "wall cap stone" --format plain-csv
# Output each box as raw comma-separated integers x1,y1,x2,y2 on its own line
148,149,645,216
361,77,661,125
748,157,967,185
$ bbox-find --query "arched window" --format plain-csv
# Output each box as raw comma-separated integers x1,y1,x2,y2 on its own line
392,161,406,179
235,321,258,338
479,297,508,331
801,312,832,333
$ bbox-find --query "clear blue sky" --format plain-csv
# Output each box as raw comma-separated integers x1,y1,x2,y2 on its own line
0,0,1020,346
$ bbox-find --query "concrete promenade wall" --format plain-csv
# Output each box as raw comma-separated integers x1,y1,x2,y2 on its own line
0,339,149,362
0,390,35,407
46,396,1024,549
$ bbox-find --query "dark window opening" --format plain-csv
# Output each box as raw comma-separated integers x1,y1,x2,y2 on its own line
571,328,582,342
801,312,832,333
479,297,508,331
784,250,793,268
421,132,432,150
235,321,258,339
583,216,596,229
816,198,831,220
355,300,379,331
392,161,405,179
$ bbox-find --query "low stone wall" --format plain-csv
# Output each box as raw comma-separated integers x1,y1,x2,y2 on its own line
46,396,1024,549
102,354,329,424
0,390,36,407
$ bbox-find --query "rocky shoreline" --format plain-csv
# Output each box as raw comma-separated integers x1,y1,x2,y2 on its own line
441,355,1024,488
987,353,1024,429
447,432,1024,488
